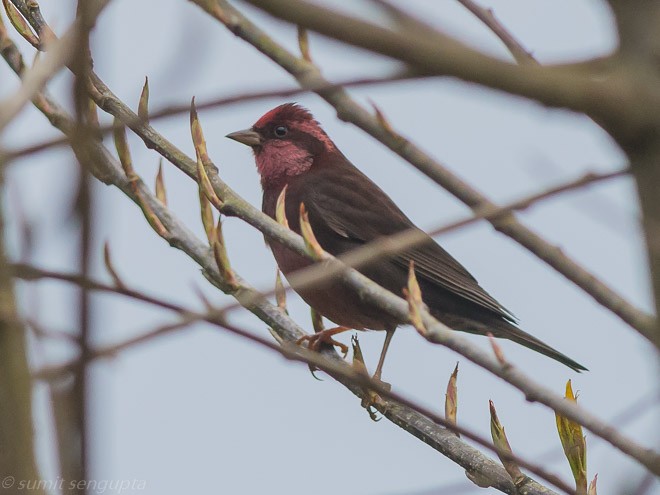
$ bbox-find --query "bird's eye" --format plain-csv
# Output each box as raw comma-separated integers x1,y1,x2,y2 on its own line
274,125,288,138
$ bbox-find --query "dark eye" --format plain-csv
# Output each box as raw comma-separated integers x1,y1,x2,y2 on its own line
274,125,288,138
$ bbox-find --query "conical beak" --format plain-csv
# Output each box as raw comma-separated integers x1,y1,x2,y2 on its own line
225,128,262,147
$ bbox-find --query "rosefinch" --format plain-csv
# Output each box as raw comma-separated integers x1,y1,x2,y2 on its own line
227,104,586,379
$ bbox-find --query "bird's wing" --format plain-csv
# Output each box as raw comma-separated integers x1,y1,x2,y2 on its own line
296,163,516,321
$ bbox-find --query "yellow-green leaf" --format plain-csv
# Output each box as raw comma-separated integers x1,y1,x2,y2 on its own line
555,380,588,494
138,76,149,122
489,400,524,484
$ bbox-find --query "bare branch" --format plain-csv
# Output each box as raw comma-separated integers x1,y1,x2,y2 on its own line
456,0,537,64
0,21,78,131
241,0,630,123
3,72,417,164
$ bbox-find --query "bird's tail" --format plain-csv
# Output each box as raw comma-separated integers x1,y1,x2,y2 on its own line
494,322,588,372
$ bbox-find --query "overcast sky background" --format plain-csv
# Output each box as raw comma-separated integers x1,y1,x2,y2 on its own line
1,1,659,494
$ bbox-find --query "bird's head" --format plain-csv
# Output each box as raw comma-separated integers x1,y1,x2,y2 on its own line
226,103,336,188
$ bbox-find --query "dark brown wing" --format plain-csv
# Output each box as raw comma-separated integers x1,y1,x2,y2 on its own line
287,155,516,322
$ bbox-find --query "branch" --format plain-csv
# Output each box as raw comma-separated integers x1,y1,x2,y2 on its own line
189,0,657,347
0,19,78,131
242,0,629,123
17,265,575,495
456,0,537,64
3,72,419,164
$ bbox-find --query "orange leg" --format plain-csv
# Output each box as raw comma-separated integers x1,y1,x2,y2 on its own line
296,326,351,356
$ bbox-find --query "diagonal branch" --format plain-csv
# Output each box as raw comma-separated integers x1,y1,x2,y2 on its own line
455,0,537,64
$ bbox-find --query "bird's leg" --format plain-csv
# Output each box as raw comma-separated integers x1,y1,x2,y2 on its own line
373,328,395,387
296,326,351,356
361,328,395,420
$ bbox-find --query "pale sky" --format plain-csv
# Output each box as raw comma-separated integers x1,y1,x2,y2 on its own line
1,1,658,494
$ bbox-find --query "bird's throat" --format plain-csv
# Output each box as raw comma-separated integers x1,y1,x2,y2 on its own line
256,142,313,188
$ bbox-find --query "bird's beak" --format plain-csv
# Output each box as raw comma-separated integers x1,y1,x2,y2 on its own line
225,128,262,147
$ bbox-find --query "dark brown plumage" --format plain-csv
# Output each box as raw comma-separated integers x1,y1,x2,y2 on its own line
227,103,586,374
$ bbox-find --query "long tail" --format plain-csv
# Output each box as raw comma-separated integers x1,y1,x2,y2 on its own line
495,322,588,372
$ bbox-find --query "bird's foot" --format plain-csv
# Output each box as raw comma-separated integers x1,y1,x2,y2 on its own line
361,375,392,421
296,326,351,357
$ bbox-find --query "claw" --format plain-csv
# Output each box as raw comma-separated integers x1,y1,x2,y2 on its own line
296,326,351,356
360,377,391,421
308,363,323,381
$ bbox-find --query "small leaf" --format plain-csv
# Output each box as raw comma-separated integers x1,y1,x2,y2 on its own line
444,362,459,434
275,269,287,313
556,380,588,495
196,153,222,209
190,97,210,165
489,400,525,485
487,332,508,366
199,186,215,245
190,98,222,208
275,185,289,228
86,97,100,134
2,0,39,49
587,474,597,495
155,159,167,205
370,100,395,135
299,202,325,259
404,261,425,335
103,241,126,289
213,217,238,288
138,76,149,122
351,334,368,376
113,119,134,177
297,25,312,62
111,123,168,238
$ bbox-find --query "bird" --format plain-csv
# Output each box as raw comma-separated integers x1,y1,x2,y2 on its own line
226,103,587,380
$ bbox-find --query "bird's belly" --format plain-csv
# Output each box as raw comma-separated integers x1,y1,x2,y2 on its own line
271,243,395,331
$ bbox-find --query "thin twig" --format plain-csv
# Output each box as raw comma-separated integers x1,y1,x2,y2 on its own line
0,20,79,131
456,0,537,64
3,72,417,163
